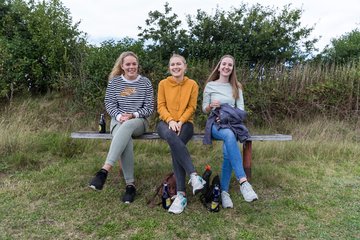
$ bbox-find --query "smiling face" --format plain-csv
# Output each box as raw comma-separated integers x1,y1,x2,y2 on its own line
218,57,234,78
121,55,138,80
169,56,187,79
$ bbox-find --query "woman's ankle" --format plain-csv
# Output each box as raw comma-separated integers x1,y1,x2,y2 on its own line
239,177,247,185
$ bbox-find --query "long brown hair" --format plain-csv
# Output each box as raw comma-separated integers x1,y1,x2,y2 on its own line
108,51,139,81
205,55,242,99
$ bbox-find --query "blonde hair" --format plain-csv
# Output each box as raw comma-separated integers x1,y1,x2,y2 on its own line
169,54,187,66
205,55,242,99
108,51,139,80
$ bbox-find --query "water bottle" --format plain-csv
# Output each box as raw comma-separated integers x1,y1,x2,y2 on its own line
201,165,212,199
202,165,212,184
99,113,106,133
210,185,220,212
162,183,171,209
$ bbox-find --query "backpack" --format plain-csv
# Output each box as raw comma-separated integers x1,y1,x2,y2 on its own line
147,172,177,208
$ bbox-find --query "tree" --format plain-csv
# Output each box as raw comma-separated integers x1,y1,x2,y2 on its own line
138,2,189,63
320,28,360,64
138,2,318,66
0,0,86,99
187,3,318,65
0,0,31,99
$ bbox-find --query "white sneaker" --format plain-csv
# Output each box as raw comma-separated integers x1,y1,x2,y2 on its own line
240,181,258,202
221,191,234,208
188,174,206,195
168,193,187,214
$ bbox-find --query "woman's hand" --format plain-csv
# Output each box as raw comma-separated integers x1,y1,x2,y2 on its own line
168,120,177,132
119,113,133,123
206,99,221,113
177,121,183,135
210,100,221,109
168,120,182,135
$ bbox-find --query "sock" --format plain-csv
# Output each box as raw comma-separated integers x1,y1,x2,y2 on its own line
177,191,186,197
240,180,247,186
126,182,135,187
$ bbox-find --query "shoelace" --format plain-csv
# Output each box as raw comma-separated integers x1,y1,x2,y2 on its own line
188,175,200,185
241,182,250,190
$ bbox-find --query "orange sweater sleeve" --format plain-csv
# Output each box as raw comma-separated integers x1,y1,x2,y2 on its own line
157,80,173,123
179,81,199,123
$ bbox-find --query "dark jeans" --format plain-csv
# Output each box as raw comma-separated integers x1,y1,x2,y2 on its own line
157,121,195,192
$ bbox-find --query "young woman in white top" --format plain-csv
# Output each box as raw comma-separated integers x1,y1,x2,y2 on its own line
202,55,258,208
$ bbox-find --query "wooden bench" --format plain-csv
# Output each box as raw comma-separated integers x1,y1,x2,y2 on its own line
71,131,292,180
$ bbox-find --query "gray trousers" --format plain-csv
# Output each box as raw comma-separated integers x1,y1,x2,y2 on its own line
157,121,196,192
105,118,148,184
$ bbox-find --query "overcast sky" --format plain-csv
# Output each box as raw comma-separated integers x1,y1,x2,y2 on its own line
61,0,360,52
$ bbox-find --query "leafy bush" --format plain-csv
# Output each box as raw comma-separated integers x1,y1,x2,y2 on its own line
0,0,86,98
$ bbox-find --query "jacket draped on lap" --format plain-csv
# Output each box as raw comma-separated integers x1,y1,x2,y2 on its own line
203,103,250,145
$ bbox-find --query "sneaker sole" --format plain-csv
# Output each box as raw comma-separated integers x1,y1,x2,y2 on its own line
193,183,206,195
245,197,258,203
88,185,102,191
122,194,136,203
193,188,203,195
122,198,135,204
168,205,186,214
222,203,234,208
168,210,183,214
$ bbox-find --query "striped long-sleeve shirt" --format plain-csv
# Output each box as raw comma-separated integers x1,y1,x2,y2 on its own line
104,75,154,119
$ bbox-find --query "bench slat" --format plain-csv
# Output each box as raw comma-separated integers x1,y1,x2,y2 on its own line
70,131,292,141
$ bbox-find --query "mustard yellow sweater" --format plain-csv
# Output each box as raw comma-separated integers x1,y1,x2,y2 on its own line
157,76,199,123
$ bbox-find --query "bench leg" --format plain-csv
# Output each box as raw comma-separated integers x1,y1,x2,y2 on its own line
243,141,252,181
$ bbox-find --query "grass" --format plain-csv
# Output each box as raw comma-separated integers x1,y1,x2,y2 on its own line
0,96,359,239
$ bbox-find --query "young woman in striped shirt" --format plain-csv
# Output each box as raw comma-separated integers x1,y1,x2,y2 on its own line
89,51,154,204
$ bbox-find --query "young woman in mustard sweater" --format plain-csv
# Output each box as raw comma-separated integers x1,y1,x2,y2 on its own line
157,54,205,214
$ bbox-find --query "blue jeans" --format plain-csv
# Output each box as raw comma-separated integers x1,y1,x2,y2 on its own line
157,121,196,192
211,125,246,192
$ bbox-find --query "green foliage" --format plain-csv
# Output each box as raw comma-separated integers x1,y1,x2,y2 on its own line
138,2,189,63
73,38,146,110
0,0,86,98
321,28,360,64
139,3,317,66
187,3,317,65
243,62,360,125
137,2,317,66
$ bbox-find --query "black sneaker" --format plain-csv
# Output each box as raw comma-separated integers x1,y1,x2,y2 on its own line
122,185,136,203
89,169,108,190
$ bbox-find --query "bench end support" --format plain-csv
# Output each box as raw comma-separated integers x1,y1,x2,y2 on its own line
243,141,252,181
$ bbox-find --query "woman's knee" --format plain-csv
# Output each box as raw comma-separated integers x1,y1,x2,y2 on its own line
117,119,145,136
222,129,237,141
214,128,236,141
157,122,173,139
